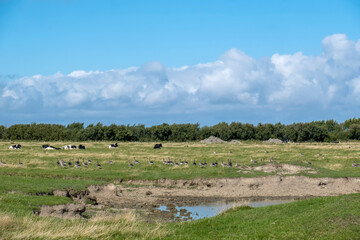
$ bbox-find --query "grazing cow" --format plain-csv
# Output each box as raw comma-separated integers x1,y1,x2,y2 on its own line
41,144,50,149
8,144,21,149
78,144,86,149
46,146,59,150
153,143,162,149
108,143,118,148
62,145,77,150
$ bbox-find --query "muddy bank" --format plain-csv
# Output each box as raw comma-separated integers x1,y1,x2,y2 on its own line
37,176,360,220
89,176,360,209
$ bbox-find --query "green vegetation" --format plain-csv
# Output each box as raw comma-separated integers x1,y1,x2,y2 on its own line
165,193,360,239
2,117,360,142
0,141,359,239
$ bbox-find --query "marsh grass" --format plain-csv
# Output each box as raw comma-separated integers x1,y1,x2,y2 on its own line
0,211,168,240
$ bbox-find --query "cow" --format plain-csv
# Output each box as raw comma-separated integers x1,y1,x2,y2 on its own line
108,143,118,148
45,146,59,150
153,143,162,149
41,144,50,149
62,145,77,150
9,144,21,149
78,144,86,149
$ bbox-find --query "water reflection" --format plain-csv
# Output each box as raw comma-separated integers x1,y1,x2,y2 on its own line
156,199,294,221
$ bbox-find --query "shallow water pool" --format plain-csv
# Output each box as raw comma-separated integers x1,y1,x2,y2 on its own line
156,199,294,221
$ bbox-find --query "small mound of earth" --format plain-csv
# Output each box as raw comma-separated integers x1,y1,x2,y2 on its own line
38,203,86,219
200,136,226,144
241,164,316,174
263,138,283,144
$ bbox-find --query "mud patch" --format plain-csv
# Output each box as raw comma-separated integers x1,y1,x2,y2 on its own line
38,203,86,219
241,164,317,174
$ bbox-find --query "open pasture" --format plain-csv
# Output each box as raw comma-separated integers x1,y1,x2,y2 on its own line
1,141,360,180
0,141,360,239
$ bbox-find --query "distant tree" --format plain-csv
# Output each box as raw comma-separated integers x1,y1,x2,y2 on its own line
348,124,360,140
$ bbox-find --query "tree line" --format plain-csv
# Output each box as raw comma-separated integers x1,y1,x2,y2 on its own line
1,118,360,142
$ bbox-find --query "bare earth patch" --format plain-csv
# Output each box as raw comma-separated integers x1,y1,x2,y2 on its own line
38,176,360,220
240,163,317,174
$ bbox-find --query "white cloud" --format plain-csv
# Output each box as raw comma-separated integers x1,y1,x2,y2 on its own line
1,34,360,124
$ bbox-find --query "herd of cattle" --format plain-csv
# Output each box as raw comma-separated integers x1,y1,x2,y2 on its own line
7,143,163,150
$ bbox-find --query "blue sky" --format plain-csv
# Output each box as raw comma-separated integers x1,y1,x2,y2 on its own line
0,0,360,126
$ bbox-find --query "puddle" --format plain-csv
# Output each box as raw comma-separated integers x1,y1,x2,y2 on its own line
154,199,294,222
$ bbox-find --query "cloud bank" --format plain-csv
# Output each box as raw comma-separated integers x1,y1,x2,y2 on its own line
1,34,360,125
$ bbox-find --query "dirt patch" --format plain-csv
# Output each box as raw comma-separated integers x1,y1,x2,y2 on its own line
263,138,283,144
87,176,360,210
38,203,86,219
200,136,226,143
240,164,317,174
39,176,360,221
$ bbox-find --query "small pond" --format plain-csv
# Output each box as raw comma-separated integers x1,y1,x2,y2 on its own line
154,199,294,222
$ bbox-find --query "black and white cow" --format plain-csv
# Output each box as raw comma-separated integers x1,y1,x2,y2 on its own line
78,144,86,149
153,143,162,149
45,146,60,150
62,145,77,150
8,144,21,149
41,144,50,149
108,143,118,148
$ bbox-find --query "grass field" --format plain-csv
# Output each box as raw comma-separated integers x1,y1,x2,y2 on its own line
0,140,360,239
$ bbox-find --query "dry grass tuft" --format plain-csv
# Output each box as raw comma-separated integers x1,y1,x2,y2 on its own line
0,213,14,230
11,211,168,240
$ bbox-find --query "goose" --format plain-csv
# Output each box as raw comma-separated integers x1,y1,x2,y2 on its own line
128,160,134,168
87,159,92,164
228,150,232,154
82,160,88,167
235,161,239,167
0,160,6,165
108,160,113,165
193,160,196,166
162,158,167,165
60,159,67,168
269,157,275,162
97,161,102,169
210,161,216,167
75,162,81,168
179,159,184,165
184,160,188,165
250,156,257,164
18,160,23,166
56,159,60,166
352,161,359,167
264,150,269,154
221,160,228,168
174,161,179,167
148,158,153,165
228,158,232,167
133,157,140,164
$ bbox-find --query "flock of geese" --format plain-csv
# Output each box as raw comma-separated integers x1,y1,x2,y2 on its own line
1,147,360,169
52,153,360,169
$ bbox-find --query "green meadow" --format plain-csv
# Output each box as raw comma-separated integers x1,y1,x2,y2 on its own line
0,141,359,239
